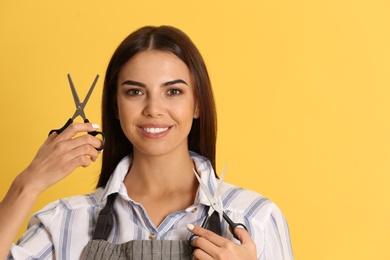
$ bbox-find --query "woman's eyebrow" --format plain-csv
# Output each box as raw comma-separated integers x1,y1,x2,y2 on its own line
120,79,188,87
162,79,188,86
121,80,146,87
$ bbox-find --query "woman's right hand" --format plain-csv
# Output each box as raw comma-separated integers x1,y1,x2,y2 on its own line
0,122,103,259
18,122,103,195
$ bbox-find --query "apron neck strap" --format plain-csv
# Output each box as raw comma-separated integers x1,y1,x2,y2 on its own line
92,193,223,240
92,193,118,240
205,207,222,236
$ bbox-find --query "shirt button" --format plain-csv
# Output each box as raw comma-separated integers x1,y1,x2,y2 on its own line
191,207,198,213
149,233,156,240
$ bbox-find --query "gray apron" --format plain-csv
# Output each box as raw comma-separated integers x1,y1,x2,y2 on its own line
80,193,221,260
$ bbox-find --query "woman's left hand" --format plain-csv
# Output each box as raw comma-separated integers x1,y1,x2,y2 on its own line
187,224,257,260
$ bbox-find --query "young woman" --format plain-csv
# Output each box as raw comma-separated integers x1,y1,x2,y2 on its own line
1,26,293,259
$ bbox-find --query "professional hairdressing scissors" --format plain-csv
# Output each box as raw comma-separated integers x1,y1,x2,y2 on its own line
49,74,105,151
192,165,247,240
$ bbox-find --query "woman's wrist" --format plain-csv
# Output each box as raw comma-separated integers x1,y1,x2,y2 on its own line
11,168,43,200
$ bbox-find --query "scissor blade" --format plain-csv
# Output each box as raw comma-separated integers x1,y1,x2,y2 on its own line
68,74,81,106
215,164,227,200
193,169,223,215
81,74,99,108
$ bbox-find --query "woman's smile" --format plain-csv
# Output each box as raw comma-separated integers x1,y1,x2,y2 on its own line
138,124,172,138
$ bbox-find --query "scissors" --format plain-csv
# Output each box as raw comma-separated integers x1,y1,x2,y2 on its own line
192,165,247,240
49,74,105,151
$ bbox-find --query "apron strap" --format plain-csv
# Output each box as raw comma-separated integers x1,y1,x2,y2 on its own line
92,193,222,241
92,193,118,240
205,207,222,236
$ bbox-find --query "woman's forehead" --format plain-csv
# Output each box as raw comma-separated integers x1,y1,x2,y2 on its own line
118,50,193,86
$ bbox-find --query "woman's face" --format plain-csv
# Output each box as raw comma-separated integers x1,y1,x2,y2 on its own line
116,50,198,157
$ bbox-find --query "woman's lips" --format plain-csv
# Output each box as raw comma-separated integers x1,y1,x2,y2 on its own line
138,125,172,138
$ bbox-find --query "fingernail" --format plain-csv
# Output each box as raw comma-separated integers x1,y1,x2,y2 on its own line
92,124,100,129
187,224,195,231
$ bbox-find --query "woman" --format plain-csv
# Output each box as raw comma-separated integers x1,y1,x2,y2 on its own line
1,25,293,259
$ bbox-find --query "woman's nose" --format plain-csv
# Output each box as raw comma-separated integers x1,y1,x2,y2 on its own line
143,95,165,117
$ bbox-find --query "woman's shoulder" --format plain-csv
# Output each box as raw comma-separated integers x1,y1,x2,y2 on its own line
222,182,268,203
30,188,105,225
43,188,103,209
221,183,283,221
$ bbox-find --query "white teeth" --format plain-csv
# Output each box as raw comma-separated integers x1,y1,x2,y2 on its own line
143,127,169,134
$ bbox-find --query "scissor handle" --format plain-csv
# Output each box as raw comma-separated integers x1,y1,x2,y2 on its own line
49,118,73,136
48,118,105,151
84,119,105,151
222,212,248,240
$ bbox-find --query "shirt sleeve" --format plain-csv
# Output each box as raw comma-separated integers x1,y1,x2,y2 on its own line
260,203,294,260
7,214,55,260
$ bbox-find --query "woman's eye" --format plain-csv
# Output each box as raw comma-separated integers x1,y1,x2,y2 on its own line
126,89,143,96
167,89,182,96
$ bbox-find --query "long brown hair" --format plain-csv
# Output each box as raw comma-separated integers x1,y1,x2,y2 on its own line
97,25,217,188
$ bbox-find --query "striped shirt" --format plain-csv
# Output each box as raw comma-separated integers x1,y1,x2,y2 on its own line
8,152,293,259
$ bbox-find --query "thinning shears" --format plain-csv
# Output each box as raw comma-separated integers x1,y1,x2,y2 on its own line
49,74,105,151
192,165,247,240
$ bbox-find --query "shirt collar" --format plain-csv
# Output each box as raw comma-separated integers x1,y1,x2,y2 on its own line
100,156,132,201
100,151,218,206
190,151,219,207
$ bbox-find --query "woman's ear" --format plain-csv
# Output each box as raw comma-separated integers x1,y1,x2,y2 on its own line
193,105,200,119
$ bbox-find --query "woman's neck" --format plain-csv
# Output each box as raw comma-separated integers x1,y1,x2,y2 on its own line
124,150,197,195
123,150,199,227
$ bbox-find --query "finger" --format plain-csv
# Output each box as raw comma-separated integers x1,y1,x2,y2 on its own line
188,224,226,247
55,122,100,141
72,154,93,168
233,226,252,245
192,245,213,260
44,131,59,144
188,224,233,259
68,133,103,151
188,224,217,255
58,146,98,172
47,136,100,171
68,143,100,164
47,134,101,164
232,227,257,255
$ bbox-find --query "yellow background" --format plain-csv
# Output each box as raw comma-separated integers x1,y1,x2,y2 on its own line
1,1,389,259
